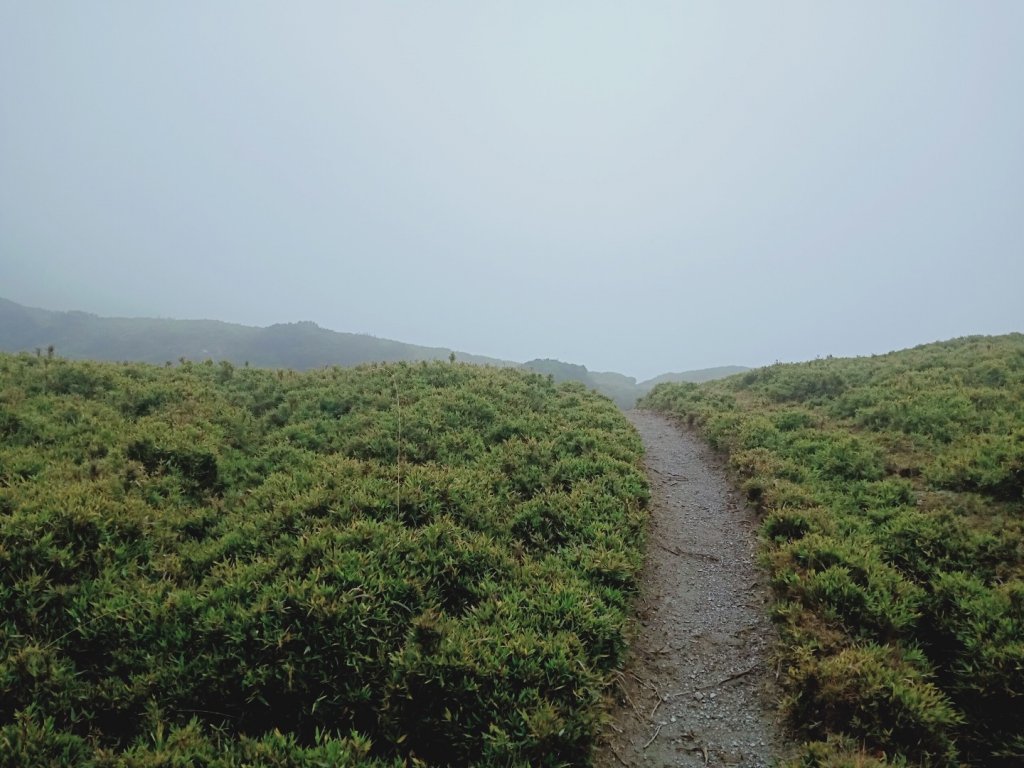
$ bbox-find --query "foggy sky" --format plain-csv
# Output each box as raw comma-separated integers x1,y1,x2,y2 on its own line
2,2,1022,380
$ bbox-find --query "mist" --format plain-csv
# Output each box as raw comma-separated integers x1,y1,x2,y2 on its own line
2,2,1022,380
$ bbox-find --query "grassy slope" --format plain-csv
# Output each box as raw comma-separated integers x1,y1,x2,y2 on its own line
641,335,1024,767
0,355,648,767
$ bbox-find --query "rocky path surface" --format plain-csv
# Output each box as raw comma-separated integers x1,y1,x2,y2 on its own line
597,410,789,768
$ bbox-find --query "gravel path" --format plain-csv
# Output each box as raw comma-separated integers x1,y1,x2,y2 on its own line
597,410,789,768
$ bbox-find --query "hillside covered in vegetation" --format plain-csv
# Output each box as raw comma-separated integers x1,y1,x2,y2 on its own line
522,358,749,409
641,335,1024,767
1,298,746,410
0,297,513,371
0,355,649,766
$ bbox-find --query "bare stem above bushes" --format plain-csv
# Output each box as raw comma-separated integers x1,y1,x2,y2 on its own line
389,367,402,518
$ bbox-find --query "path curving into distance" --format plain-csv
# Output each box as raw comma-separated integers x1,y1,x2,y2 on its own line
598,410,790,768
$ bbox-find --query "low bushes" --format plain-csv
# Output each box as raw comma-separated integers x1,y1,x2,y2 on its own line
0,355,648,766
641,334,1024,766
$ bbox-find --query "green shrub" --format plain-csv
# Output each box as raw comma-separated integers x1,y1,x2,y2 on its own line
0,356,648,765
927,430,1024,501
641,334,1024,766
787,645,961,765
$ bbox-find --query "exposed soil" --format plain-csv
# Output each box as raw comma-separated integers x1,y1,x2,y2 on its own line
597,410,790,768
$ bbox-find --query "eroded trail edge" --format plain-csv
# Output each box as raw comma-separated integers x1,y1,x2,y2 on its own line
598,410,788,767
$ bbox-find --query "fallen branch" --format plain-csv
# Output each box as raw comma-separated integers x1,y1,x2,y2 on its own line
699,664,759,689
658,544,720,562
611,671,644,722
630,672,658,694
649,695,664,721
642,724,663,750
173,707,237,720
650,467,687,481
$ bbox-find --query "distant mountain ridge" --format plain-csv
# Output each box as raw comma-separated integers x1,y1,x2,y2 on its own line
0,297,514,370
521,359,750,408
641,366,750,387
0,297,747,406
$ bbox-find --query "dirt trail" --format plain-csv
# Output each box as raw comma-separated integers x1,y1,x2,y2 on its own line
598,410,789,768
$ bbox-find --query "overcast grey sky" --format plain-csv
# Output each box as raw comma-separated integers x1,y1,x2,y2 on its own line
1,2,1022,379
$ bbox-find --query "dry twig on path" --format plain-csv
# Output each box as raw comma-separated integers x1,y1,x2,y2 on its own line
642,724,663,750
609,745,629,767
613,672,645,721
649,695,665,721
699,664,760,689
658,544,721,562
630,672,659,694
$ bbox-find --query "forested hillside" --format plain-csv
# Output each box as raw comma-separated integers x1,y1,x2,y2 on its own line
0,354,648,766
641,335,1024,767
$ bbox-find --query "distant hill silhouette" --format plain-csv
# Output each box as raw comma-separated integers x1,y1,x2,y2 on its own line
522,358,748,408
0,297,747,407
521,358,592,384
639,366,750,388
0,297,513,369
